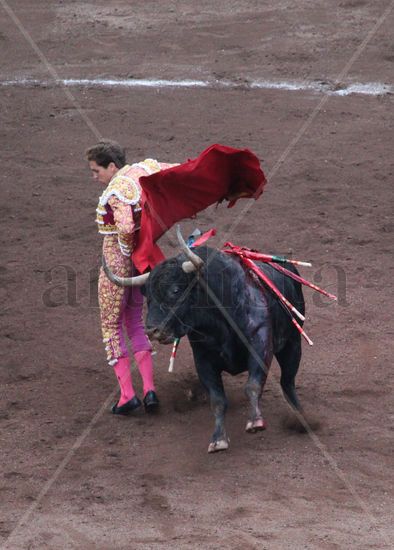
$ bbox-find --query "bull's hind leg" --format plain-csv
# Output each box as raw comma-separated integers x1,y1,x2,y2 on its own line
275,336,302,410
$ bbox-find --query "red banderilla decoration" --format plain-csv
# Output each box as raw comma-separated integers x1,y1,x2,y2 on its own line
223,242,337,347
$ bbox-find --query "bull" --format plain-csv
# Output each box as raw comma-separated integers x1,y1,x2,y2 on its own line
103,228,305,453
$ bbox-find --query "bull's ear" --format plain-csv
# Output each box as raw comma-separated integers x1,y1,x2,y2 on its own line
140,283,147,297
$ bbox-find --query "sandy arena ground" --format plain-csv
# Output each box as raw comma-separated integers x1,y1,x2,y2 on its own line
0,1,393,548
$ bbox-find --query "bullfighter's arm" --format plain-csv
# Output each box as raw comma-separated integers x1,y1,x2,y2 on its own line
108,195,136,257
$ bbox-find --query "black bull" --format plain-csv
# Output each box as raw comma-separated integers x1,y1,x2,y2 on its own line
141,245,305,453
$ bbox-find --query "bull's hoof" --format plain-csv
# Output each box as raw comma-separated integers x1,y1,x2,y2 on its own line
207,439,229,453
245,418,267,433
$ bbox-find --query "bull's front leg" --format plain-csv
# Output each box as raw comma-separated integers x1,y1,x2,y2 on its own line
193,348,229,453
245,332,272,433
207,382,228,453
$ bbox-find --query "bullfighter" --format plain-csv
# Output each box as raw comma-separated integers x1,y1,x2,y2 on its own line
86,140,178,415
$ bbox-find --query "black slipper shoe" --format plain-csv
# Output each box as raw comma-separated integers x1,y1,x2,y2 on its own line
143,391,159,413
111,395,142,415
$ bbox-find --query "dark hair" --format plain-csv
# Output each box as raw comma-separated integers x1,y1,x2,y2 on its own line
85,140,126,169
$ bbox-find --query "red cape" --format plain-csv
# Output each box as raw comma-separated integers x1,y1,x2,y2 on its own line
132,144,266,272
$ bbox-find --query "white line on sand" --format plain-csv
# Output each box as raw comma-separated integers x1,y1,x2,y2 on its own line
0,77,392,96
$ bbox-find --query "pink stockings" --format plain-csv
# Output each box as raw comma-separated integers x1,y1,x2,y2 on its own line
134,350,155,395
113,351,155,406
112,286,155,405
113,357,135,406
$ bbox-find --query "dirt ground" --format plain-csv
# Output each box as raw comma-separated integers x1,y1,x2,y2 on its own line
0,1,393,548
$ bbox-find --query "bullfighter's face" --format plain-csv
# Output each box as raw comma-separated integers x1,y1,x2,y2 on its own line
89,160,118,186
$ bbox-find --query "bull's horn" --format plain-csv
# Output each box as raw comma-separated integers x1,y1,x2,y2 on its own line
102,256,150,287
181,260,197,273
176,225,204,270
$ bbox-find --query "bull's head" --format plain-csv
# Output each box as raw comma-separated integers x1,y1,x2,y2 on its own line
102,226,205,343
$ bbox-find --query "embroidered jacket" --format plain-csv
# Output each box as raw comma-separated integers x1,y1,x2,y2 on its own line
96,159,162,256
